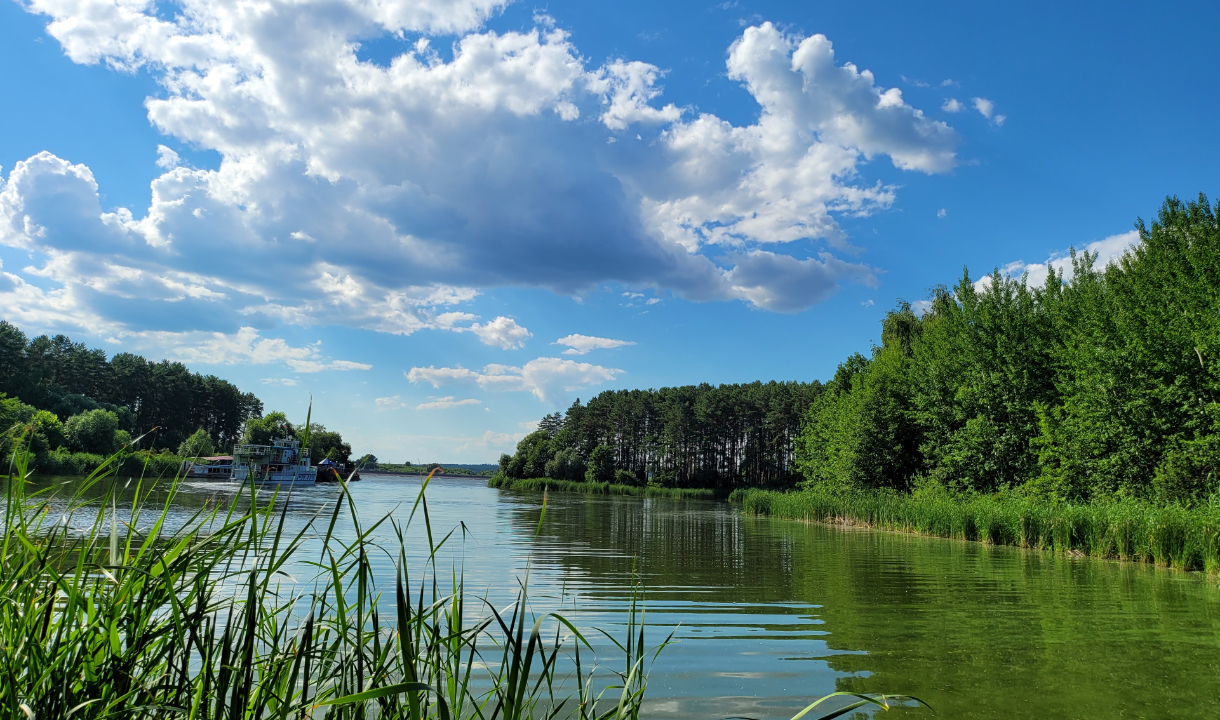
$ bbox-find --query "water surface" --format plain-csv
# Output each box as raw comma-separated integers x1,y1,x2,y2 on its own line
32,474,1220,719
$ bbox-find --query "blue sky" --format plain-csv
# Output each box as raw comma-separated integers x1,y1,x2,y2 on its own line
2,0,1217,462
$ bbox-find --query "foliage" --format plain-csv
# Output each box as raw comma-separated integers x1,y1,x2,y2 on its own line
796,194,1220,504
586,445,616,484
736,487,1220,573
64,408,121,455
0,320,262,451
500,381,821,490
307,424,352,465
177,427,217,457
240,410,294,445
488,475,717,500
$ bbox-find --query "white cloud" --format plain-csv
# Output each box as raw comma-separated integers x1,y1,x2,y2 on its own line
3,5,964,334
407,356,621,404
942,98,964,113
554,334,635,355
132,327,370,372
375,395,408,410
937,208,947,219
262,377,299,386
972,97,1005,125
861,299,874,307
466,316,532,349
416,396,481,410
155,145,181,170
978,230,1139,291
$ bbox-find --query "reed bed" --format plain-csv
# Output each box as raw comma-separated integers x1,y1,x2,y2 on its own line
487,476,716,501
1,425,924,720
1,432,673,719
732,488,1220,572
32,448,186,478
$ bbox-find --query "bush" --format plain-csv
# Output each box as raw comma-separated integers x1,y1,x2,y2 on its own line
586,445,614,484
177,428,216,458
64,409,120,455
614,469,641,486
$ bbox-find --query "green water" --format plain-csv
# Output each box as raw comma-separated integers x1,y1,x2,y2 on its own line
31,474,1220,718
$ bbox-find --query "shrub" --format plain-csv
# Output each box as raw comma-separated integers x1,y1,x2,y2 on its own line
64,408,120,455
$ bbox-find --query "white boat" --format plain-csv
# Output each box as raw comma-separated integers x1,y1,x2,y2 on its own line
180,455,234,480
230,437,317,487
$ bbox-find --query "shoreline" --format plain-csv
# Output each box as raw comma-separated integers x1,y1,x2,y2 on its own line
487,475,718,500
732,488,1220,574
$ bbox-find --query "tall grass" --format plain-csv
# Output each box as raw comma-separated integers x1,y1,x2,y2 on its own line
31,447,185,478
2,426,926,719
732,488,1220,573
1,429,677,719
487,476,716,501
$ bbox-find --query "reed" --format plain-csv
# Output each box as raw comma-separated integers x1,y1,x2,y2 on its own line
487,476,717,501
732,488,1220,573
2,427,925,720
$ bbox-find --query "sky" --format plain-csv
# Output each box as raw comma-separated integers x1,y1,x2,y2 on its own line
1,0,1218,463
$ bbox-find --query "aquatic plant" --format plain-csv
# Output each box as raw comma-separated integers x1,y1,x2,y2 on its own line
734,487,1220,573
2,427,927,719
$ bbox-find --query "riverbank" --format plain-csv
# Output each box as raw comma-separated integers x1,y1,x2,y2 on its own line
31,448,186,478
488,475,718,500
732,488,1220,573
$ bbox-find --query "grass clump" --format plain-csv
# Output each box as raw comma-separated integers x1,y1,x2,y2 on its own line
488,476,717,501
1,429,670,719
732,488,1220,572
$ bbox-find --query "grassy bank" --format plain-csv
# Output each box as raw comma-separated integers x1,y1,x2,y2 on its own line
732,488,1220,573
32,448,186,477
488,474,717,500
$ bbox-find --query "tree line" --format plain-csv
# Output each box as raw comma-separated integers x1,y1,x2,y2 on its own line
497,381,823,490
796,193,1220,504
0,321,263,452
498,194,1219,504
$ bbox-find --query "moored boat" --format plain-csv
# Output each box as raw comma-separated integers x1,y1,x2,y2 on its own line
230,437,317,487
180,455,234,480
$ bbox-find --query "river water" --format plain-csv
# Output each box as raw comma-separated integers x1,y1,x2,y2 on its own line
35,473,1220,719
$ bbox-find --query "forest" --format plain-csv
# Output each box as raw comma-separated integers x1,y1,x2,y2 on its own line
499,194,1220,505
496,381,822,489
0,321,263,453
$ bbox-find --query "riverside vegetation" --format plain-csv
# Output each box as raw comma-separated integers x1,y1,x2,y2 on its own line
0,429,922,719
494,195,1220,570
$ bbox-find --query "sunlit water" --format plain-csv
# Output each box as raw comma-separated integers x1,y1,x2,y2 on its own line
25,473,1220,719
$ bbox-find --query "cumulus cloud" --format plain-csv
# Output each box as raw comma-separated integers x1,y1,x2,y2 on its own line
416,396,481,410
978,230,1139,291
942,98,964,113
554,334,635,355
937,208,947,218
262,377,299,386
375,395,408,410
2,3,963,344
465,317,531,349
407,357,621,403
972,97,1006,125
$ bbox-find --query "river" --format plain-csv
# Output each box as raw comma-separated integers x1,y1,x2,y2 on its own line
32,473,1220,719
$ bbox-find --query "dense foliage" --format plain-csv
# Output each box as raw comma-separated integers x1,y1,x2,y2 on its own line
0,321,262,451
497,381,822,490
796,194,1220,504
240,410,353,464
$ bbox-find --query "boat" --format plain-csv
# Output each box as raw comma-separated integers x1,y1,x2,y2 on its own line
230,437,317,487
180,455,234,480
316,458,361,483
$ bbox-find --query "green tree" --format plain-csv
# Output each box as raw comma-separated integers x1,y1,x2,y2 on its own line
586,444,615,483
178,428,217,458
64,409,120,455
241,412,294,445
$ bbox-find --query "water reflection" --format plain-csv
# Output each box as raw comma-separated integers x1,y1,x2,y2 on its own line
20,474,1220,720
